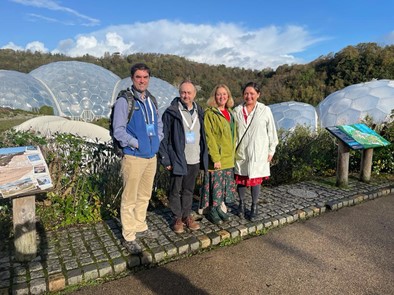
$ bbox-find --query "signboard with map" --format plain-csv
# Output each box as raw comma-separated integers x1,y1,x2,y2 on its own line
326,123,391,150
0,146,53,199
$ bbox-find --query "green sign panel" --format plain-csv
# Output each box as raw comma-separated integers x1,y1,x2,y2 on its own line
326,123,391,150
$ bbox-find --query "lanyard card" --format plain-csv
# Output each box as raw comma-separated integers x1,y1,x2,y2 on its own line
146,123,156,136
185,131,196,144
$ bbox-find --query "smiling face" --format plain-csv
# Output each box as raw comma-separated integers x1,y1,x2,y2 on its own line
179,82,196,109
243,86,260,107
131,69,150,93
215,87,229,109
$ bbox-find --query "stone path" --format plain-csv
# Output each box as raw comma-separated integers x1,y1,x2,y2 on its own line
0,178,392,294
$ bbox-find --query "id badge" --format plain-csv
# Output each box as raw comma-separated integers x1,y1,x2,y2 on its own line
146,123,156,136
185,131,196,144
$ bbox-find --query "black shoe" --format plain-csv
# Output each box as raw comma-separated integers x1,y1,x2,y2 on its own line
122,240,142,254
250,203,258,221
238,202,245,219
135,229,159,239
207,207,223,225
216,206,230,222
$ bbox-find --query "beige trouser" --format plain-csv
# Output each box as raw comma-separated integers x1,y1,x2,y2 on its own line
121,154,157,241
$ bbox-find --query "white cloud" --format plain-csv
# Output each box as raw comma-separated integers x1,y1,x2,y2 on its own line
1,41,48,53
50,20,323,70
26,41,48,53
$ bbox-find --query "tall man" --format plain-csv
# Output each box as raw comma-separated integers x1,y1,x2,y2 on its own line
112,63,163,254
159,80,208,233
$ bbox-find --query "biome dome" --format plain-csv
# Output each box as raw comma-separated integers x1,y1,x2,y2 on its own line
269,101,318,132
317,79,394,127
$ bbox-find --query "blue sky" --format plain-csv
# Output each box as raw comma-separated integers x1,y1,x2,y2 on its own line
1,0,393,70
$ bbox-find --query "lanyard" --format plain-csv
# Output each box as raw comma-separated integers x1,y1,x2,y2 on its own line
179,107,198,131
137,97,155,124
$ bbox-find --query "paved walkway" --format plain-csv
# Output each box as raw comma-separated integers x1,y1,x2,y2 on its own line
1,178,393,294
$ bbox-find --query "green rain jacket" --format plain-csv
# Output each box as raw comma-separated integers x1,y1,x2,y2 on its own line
204,107,237,170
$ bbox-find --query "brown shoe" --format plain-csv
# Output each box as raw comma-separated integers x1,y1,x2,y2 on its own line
183,216,200,231
173,218,184,234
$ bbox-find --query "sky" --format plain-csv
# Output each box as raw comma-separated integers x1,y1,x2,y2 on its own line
1,0,394,70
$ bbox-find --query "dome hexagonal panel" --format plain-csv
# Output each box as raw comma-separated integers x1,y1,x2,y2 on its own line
269,101,318,131
0,70,58,114
30,61,121,121
317,79,394,127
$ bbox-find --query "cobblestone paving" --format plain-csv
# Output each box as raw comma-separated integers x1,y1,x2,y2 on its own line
0,179,392,294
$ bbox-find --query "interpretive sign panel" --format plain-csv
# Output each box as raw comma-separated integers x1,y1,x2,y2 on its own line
0,146,52,199
326,123,391,150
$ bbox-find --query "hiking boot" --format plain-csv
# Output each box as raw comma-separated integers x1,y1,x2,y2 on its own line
206,207,222,225
250,203,258,221
183,216,200,231
173,218,184,234
216,206,230,222
122,240,142,255
135,229,159,239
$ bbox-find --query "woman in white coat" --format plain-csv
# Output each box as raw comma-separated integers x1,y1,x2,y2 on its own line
233,82,278,220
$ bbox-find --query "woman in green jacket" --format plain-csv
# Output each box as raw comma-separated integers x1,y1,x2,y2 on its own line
200,84,237,224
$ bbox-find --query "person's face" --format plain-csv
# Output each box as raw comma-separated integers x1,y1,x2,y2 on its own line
132,69,150,93
179,82,196,108
215,87,229,109
243,86,260,106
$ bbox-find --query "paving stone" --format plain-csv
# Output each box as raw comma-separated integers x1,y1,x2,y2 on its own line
236,225,248,237
163,244,178,257
48,273,65,292
217,230,230,240
206,232,221,246
82,264,98,281
67,269,83,285
29,270,45,280
97,261,113,277
0,271,10,281
185,236,200,252
151,246,166,263
11,282,29,295
113,257,127,273
227,227,240,239
174,240,189,255
29,278,46,295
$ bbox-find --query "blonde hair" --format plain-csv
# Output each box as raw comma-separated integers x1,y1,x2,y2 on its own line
206,84,234,108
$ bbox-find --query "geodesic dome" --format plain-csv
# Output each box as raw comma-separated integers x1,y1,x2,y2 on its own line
0,70,57,113
30,61,121,121
317,79,394,127
269,101,318,131
114,76,177,116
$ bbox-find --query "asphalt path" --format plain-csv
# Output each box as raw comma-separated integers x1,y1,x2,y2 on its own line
70,193,394,295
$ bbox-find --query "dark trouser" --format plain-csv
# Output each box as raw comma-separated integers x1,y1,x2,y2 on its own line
169,163,200,219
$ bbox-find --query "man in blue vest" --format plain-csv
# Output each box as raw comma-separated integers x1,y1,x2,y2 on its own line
112,63,163,254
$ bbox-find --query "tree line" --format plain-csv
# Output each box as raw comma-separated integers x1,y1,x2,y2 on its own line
1,42,394,106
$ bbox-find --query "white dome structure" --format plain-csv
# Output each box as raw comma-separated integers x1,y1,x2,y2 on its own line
114,76,177,116
269,101,318,131
317,79,394,127
30,61,120,122
14,116,111,143
0,70,57,113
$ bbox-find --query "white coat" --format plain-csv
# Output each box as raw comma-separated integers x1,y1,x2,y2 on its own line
234,102,279,178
